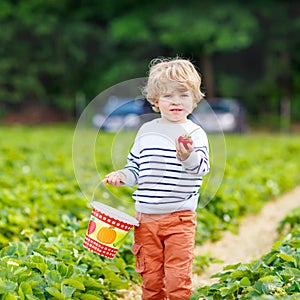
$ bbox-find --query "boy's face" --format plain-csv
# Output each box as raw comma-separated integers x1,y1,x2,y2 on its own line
154,86,194,124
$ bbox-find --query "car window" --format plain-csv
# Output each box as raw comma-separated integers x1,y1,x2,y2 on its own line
210,105,231,113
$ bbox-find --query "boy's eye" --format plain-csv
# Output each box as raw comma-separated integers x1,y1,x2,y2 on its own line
163,94,171,98
181,94,189,97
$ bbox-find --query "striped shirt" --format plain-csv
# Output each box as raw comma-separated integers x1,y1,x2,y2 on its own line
120,118,210,214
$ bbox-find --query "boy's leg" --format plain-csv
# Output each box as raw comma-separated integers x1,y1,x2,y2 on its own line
132,217,167,300
163,211,196,300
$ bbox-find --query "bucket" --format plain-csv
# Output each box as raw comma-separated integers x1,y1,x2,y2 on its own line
83,201,139,258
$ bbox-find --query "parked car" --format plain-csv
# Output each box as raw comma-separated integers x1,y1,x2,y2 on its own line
92,96,155,132
190,98,247,133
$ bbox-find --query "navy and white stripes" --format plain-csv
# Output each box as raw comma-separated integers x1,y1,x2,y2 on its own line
120,119,210,214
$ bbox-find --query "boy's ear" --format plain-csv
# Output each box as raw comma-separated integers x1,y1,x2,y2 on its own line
154,100,159,108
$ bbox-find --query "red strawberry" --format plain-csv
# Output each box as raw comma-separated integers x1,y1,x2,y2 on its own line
87,220,96,235
178,135,193,150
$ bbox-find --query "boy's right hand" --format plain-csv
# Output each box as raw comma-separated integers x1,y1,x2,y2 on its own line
102,171,126,186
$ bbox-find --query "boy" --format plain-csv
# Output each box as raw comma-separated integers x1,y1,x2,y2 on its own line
103,57,210,299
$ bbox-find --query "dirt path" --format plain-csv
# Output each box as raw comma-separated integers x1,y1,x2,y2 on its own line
119,186,300,299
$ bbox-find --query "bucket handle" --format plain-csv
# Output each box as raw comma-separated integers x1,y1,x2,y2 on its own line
89,180,139,228
89,180,103,206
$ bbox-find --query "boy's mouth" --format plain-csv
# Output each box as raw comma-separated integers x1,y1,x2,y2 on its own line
170,108,182,112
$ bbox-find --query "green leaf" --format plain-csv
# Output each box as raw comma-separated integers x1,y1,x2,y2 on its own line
57,263,69,277
104,268,129,290
3,293,18,300
74,264,88,274
240,277,251,287
0,280,17,294
252,275,283,294
265,252,278,265
18,285,25,300
220,282,239,297
279,267,300,278
19,282,33,296
61,285,76,298
80,294,101,300
62,278,85,291
13,266,28,276
25,296,40,300
45,287,65,300
279,253,297,266
223,262,242,271
28,256,48,274
0,244,18,257
81,277,105,290
45,270,62,285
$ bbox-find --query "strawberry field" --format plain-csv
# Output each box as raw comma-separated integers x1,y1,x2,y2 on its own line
1,125,300,299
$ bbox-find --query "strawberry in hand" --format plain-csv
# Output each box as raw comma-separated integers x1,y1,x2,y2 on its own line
178,135,193,150
176,134,194,161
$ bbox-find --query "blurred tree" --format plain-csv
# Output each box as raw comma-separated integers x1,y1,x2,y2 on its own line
251,1,300,131
154,2,258,98
0,0,300,126
0,0,103,112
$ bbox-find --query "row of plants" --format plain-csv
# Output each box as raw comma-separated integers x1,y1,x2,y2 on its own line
191,206,300,299
1,126,300,298
195,134,300,244
0,216,138,300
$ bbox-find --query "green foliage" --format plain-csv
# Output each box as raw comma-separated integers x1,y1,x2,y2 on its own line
195,134,300,244
193,254,223,275
278,207,300,235
0,126,139,299
1,1,300,123
0,224,136,299
1,126,300,297
0,0,103,110
156,3,257,53
192,211,300,299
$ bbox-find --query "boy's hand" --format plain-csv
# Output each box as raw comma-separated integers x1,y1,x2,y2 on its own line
176,138,193,161
102,171,126,186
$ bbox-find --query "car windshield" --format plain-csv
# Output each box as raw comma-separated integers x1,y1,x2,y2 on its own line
210,104,231,113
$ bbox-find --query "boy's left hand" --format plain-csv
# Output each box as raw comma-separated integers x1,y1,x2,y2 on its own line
102,171,126,186
176,139,193,161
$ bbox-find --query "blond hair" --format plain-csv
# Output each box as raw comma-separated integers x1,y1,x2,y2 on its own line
142,57,205,112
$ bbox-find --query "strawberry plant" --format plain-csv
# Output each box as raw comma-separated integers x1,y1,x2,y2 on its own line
0,214,139,299
195,135,300,244
1,125,300,298
192,207,300,299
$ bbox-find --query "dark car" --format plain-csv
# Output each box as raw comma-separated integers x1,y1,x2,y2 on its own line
190,98,247,133
92,96,156,132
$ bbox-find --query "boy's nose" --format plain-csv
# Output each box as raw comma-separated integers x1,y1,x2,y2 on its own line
172,97,181,105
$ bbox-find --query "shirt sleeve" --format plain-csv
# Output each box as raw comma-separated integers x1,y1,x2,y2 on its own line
118,136,140,186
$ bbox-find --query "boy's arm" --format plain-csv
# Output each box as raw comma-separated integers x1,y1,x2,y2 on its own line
181,146,210,176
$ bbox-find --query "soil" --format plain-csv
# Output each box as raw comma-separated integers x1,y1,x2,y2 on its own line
118,185,300,299
1,104,72,125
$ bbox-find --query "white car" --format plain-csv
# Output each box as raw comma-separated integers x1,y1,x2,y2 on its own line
190,98,247,133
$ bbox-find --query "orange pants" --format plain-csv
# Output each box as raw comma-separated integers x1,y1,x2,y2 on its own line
132,210,196,300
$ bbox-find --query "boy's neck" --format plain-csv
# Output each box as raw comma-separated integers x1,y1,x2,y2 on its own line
159,117,189,124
